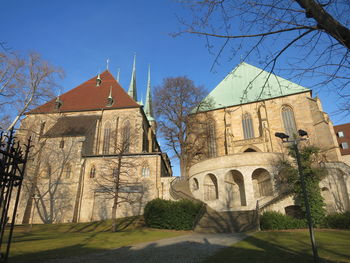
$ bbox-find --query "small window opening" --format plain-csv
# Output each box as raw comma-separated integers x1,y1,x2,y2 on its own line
60,140,64,149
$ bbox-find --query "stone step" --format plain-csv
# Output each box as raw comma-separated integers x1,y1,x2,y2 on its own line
194,205,259,233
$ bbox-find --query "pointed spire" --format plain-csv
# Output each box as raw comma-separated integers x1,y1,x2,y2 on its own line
127,54,137,101
117,68,120,82
144,64,154,121
106,58,109,71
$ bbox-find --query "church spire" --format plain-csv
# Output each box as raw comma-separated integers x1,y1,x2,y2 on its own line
144,64,154,121
127,54,137,101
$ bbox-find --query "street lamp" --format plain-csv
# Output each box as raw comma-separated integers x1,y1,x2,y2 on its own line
275,129,319,263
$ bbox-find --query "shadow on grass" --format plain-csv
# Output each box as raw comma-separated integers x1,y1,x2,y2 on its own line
9,234,236,263
9,232,349,263
204,233,350,263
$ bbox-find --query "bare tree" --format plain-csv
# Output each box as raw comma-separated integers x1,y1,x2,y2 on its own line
94,126,147,232
153,76,214,177
179,1,350,108
0,52,62,130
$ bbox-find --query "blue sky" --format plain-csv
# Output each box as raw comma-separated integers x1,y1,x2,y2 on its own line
1,0,349,176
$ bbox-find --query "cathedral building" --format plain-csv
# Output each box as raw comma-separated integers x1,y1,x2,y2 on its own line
15,59,172,224
186,62,350,217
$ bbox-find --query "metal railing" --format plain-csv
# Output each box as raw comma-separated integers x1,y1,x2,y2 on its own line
0,129,31,263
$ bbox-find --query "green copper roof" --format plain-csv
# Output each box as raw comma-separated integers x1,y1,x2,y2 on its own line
201,62,310,111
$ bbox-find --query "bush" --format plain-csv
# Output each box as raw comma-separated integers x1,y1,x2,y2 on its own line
260,211,307,230
144,198,202,230
323,212,350,229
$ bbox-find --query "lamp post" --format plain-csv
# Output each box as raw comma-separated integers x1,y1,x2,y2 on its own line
275,129,319,263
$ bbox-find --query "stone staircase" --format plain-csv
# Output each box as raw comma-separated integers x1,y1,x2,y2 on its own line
170,176,260,233
169,177,199,202
194,205,259,233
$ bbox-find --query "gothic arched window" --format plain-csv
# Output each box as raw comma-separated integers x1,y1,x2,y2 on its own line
207,122,217,157
122,120,131,153
242,113,254,139
281,105,297,136
64,163,72,179
102,122,111,154
90,165,96,178
141,165,150,177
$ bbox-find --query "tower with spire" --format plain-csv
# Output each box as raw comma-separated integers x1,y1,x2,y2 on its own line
127,55,137,101
144,65,156,131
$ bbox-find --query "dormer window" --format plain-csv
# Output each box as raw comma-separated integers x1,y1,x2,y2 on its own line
338,131,345,138
106,97,114,107
106,86,114,107
55,97,62,109
96,74,102,87
341,142,349,149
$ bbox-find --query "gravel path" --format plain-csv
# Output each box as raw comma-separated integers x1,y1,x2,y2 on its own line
46,233,247,263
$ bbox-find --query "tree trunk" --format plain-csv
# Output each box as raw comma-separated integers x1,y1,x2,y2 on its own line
111,194,119,232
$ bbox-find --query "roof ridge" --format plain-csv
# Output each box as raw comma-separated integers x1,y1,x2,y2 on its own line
28,70,140,114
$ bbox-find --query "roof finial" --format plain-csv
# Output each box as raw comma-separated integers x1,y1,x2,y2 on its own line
106,58,109,71
127,54,137,101
117,68,120,82
144,64,154,121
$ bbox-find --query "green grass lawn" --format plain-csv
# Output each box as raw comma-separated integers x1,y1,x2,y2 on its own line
4,217,190,263
204,230,350,263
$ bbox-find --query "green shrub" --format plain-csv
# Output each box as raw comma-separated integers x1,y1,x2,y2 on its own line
144,198,202,230
260,211,307,230
323,212,350,229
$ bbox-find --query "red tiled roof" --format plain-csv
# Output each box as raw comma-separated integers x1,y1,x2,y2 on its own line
28,71,140,114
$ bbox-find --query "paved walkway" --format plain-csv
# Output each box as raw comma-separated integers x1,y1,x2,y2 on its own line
47,233,247,263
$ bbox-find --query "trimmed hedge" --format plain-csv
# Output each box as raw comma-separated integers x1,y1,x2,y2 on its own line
260,211,307,230
144,198,202,230
323,212,350,229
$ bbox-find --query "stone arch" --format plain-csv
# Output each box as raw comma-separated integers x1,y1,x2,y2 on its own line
191,177,199,191
284,205,303,219
336,169,350,211
204,173,218,201
224,170,247,207
240,145,261,153
251,168,273,198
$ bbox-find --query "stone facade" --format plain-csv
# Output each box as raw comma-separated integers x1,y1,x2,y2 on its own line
12,70,172,224
187,63,350,216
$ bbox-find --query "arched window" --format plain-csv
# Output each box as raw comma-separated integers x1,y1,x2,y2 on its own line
141,165,150,177
102,122,111,154
242,113,254,139
90,165,96,178
122,121,131,153
252,168,273,198
191,178,199,191
281,106,297,136
204,174,218,201
207,122,217,157
225,170,246,206
64,163,72,179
